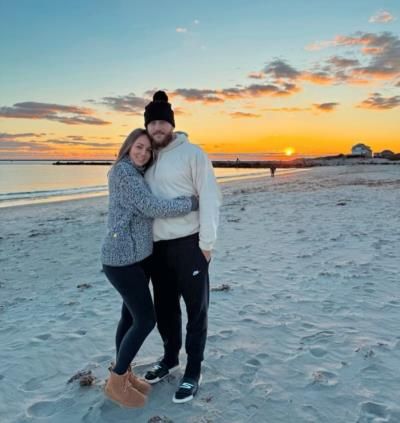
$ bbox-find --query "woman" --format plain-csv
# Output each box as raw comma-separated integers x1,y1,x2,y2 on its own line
101,128,198,408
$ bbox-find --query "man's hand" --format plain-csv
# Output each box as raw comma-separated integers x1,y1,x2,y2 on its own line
201,250,211,263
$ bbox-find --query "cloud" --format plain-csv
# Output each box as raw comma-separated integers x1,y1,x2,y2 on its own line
0,132,46,139
173,107,189,116
334,32,400,76
301,71,336,85
369,11,395,24
305,40,337,51
0,140,50,152
66,135,86,141
176,27,187,33
306,32,400,83
313,102,339,112
49,116,110,125
172,89,223,103
250,54,372,87
194,19,200,25
0,132,119,155
357,92,400,109
263,107,311,112
99,93,148,114
248,60,301,82
172,82,300,103
46,139,118,148
0,133,54,153
326,56,360,68
262,59,301,80
229,112,262,118
0,102,110,125
237,83,300,97
248,72,265,79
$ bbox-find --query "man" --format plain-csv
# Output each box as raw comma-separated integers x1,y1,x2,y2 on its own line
143,90,221,403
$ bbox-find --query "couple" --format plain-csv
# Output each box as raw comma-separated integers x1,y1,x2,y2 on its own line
101,91,221,408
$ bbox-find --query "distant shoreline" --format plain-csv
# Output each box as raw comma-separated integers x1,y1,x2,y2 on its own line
51,158,400,168
1,157,399,168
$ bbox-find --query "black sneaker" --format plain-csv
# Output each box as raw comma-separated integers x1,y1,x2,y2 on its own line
172,375,202,403
144,361,179,385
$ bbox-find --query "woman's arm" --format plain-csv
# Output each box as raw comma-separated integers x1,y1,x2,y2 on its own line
117,172,196,218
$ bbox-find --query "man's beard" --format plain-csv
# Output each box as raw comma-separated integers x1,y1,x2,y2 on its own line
149,131,174,150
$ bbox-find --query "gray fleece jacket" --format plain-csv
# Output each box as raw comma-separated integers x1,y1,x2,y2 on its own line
101,156,195,267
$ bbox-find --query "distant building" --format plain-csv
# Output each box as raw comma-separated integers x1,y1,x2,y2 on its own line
351,143,373,158
374,150,395,159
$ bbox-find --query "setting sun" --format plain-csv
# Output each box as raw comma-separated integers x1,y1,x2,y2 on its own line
284,147,295,156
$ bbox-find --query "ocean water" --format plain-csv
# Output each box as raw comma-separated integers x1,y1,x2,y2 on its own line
0,161,281,208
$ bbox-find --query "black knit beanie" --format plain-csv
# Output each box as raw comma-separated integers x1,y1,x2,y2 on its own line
144,91,175,127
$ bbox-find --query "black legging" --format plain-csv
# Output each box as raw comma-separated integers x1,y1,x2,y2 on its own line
103,258,156,375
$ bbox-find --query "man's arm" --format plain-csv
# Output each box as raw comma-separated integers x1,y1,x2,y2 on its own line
192,149,222,259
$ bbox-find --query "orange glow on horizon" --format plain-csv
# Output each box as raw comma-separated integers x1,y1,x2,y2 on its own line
1,99,399,160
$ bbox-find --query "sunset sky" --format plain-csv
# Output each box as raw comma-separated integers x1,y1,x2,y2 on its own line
0,0,399,160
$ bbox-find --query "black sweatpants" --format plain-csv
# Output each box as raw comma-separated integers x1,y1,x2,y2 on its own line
151,233,210,377
103,257,156,375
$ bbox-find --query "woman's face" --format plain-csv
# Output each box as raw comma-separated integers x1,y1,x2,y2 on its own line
129,134,152,167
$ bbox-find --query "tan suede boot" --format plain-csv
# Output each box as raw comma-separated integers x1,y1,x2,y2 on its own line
104,370,146,408
108,362,151,396
127,366,151,396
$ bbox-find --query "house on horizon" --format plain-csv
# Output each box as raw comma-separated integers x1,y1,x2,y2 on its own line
351,143,373,158
374,150,395,159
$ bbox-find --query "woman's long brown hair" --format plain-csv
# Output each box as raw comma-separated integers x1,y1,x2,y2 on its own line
114,128,149,166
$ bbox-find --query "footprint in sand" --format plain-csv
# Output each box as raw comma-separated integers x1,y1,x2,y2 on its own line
250,382,272,397
20,377,43,392
321,300,335,313
242,317,259,324
57,312,71,321
301,330,335,345
92,354,113,363
245,358,262,368
219,329,234,339
240,360,260,384
302,322,316,329
27,397,75,418
358,402,388,420
311,370,338,387
256,352,269,360
363,282,375,294
309,347,328,358
35,333,52,341
239,303,264,316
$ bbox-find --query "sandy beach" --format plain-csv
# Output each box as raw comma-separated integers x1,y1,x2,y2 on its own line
1,165,400,423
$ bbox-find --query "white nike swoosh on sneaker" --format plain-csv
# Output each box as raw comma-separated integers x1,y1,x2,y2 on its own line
172,375,202,404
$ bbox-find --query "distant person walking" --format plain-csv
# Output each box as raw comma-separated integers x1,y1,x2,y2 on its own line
270,165,276,177
101,128,198,408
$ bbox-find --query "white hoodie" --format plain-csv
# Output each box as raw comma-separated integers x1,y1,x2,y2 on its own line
144,132,222,250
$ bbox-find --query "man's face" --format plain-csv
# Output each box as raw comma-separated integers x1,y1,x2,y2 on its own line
147,120,174,149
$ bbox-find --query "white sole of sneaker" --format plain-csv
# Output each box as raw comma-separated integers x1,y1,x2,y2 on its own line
172,374,202,404
145,364,180,385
